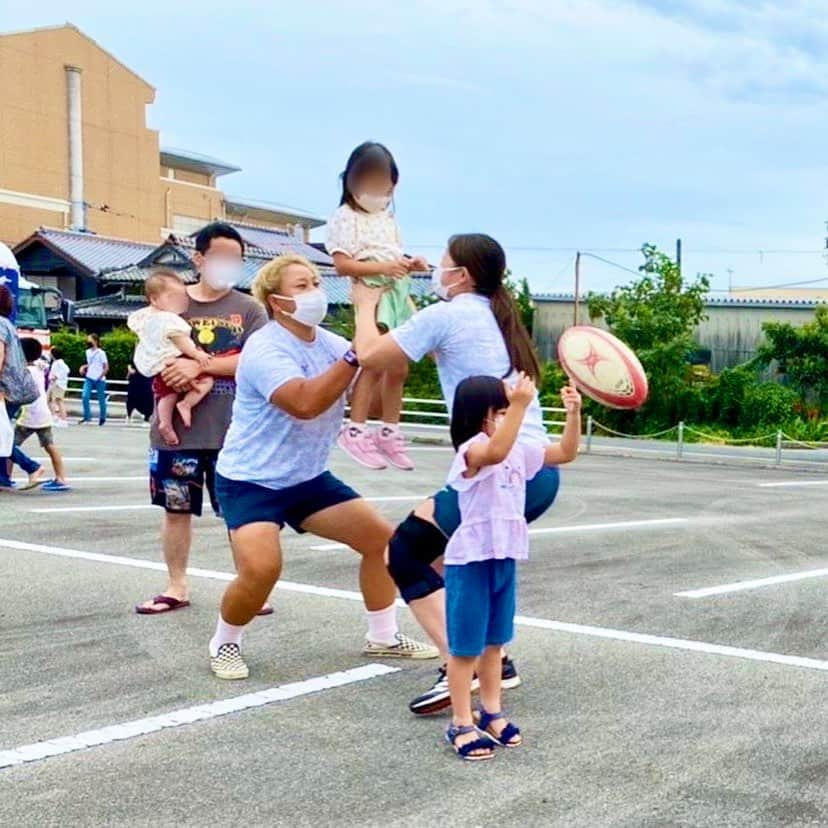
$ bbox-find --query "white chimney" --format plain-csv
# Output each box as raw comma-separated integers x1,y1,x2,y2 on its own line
65,65,86,231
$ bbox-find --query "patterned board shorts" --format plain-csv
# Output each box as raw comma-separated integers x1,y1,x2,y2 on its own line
149,448,220,516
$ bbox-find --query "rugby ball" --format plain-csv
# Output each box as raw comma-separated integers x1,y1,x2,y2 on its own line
557,326,648,409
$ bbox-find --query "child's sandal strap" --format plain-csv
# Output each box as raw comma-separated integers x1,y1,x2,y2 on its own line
446,724,496,760
476,708,522,746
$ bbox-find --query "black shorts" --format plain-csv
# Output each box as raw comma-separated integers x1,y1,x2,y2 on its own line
215,471,360,532
149,449,220,516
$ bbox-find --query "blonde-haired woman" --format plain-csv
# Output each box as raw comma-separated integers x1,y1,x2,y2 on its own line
209,254,437,679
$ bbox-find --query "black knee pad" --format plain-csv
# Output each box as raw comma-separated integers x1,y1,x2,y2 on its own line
387,514,448,604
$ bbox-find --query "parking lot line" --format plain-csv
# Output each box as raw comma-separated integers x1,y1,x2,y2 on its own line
27,494,428,514
0,663,399,770
5,536,828,677
757,480,828,488
675,567,828,598
310,516,691,550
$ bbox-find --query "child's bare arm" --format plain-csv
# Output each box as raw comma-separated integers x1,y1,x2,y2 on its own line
464,374,536,475
544,385,582,465
332,253,410,279
170,333,210,365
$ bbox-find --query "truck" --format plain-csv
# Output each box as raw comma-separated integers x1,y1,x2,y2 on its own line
0,240,73,349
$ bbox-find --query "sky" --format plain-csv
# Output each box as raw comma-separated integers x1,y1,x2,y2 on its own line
5,0,828,295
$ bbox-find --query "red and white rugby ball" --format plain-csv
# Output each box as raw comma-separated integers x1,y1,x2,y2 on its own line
557,326,648,409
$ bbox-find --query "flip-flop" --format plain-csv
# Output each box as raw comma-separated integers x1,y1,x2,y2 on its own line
135,594,191,615
257,605,274,616
19,476,46,491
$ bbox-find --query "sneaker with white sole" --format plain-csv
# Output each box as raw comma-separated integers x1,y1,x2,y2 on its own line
362,632,439,660
337,425,387,470
409,656,522,715
210,643,249,680
375,427,415,471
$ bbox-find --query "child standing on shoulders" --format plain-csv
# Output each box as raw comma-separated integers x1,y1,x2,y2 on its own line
443,373,581,761
127,270,213,446
16,338,70,492
47,347,70,426
327,141,428,472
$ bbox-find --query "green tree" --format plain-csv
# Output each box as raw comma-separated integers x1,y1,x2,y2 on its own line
757,305,828,413
586,243,710,427
504,269,535,334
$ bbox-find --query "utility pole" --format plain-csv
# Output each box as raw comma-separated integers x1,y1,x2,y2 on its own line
676,238,682,277
574,251,581,326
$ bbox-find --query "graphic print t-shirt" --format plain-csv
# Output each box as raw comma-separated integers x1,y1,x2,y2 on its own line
149,289,267,451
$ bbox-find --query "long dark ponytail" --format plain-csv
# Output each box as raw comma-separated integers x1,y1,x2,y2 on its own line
447,233,541,382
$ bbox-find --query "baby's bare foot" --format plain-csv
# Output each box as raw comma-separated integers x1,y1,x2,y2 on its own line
159,422,180,446
176,401,192,429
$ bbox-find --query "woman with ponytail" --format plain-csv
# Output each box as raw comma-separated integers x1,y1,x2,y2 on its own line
353,233,579,716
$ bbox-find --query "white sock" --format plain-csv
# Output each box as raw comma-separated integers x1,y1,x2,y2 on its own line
366,604,399,645
209,615,245,657
380,422,399,436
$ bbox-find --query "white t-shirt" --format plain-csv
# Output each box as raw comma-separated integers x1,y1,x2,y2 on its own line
18,365,52,429
49,358,69,390
391,293,548,443
326,204,403,263
85,347,108,381
217,321,350,490
128,306,193,376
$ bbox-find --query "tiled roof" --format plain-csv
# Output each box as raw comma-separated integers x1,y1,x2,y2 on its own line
223,223,333,265
73,292,149,320
532,291,826,310
14,228,155,276
75,275,434,321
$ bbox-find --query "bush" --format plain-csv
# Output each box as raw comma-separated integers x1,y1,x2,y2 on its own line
100,327,138,380
50,329,87,375
741,383,799,429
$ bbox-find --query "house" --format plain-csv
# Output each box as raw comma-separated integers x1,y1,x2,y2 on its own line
0,23,324,247
533,293,826,372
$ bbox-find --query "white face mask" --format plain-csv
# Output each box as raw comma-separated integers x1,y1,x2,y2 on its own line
431,266,463,301
355,192,391,213
277,288,328,328
202,259,243,290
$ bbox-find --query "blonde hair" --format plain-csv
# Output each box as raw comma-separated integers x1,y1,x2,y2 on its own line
145,269,185,300
252,254,320,317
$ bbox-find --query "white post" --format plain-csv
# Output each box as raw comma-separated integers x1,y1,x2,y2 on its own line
677,421,685,459
586,415,593,454
65,66,85,231
776,431,783,466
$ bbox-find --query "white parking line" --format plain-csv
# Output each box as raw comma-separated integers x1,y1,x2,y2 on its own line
0,663,398,770
29,505,156,514
33,456,97,463
757,480,828,488
6,537,828,677
310,517,690,551
675,567,828,598
27,494,428,514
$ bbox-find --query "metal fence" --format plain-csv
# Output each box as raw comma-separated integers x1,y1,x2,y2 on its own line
65,377,568,434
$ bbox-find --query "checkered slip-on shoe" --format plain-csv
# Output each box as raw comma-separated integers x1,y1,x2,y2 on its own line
362,632,439,660
210,643,249,680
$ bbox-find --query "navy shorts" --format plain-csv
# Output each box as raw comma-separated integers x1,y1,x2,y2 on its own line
445,559,516,658
215,471,360,532
433,465,560,535
149,449,219,516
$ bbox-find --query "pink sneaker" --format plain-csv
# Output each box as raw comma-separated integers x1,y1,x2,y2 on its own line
337,425,387,470
376,426,415,471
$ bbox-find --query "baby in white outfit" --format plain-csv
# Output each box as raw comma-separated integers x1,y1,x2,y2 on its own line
128,270,213,446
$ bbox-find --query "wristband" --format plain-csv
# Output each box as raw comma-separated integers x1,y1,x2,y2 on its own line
343,348,360,368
